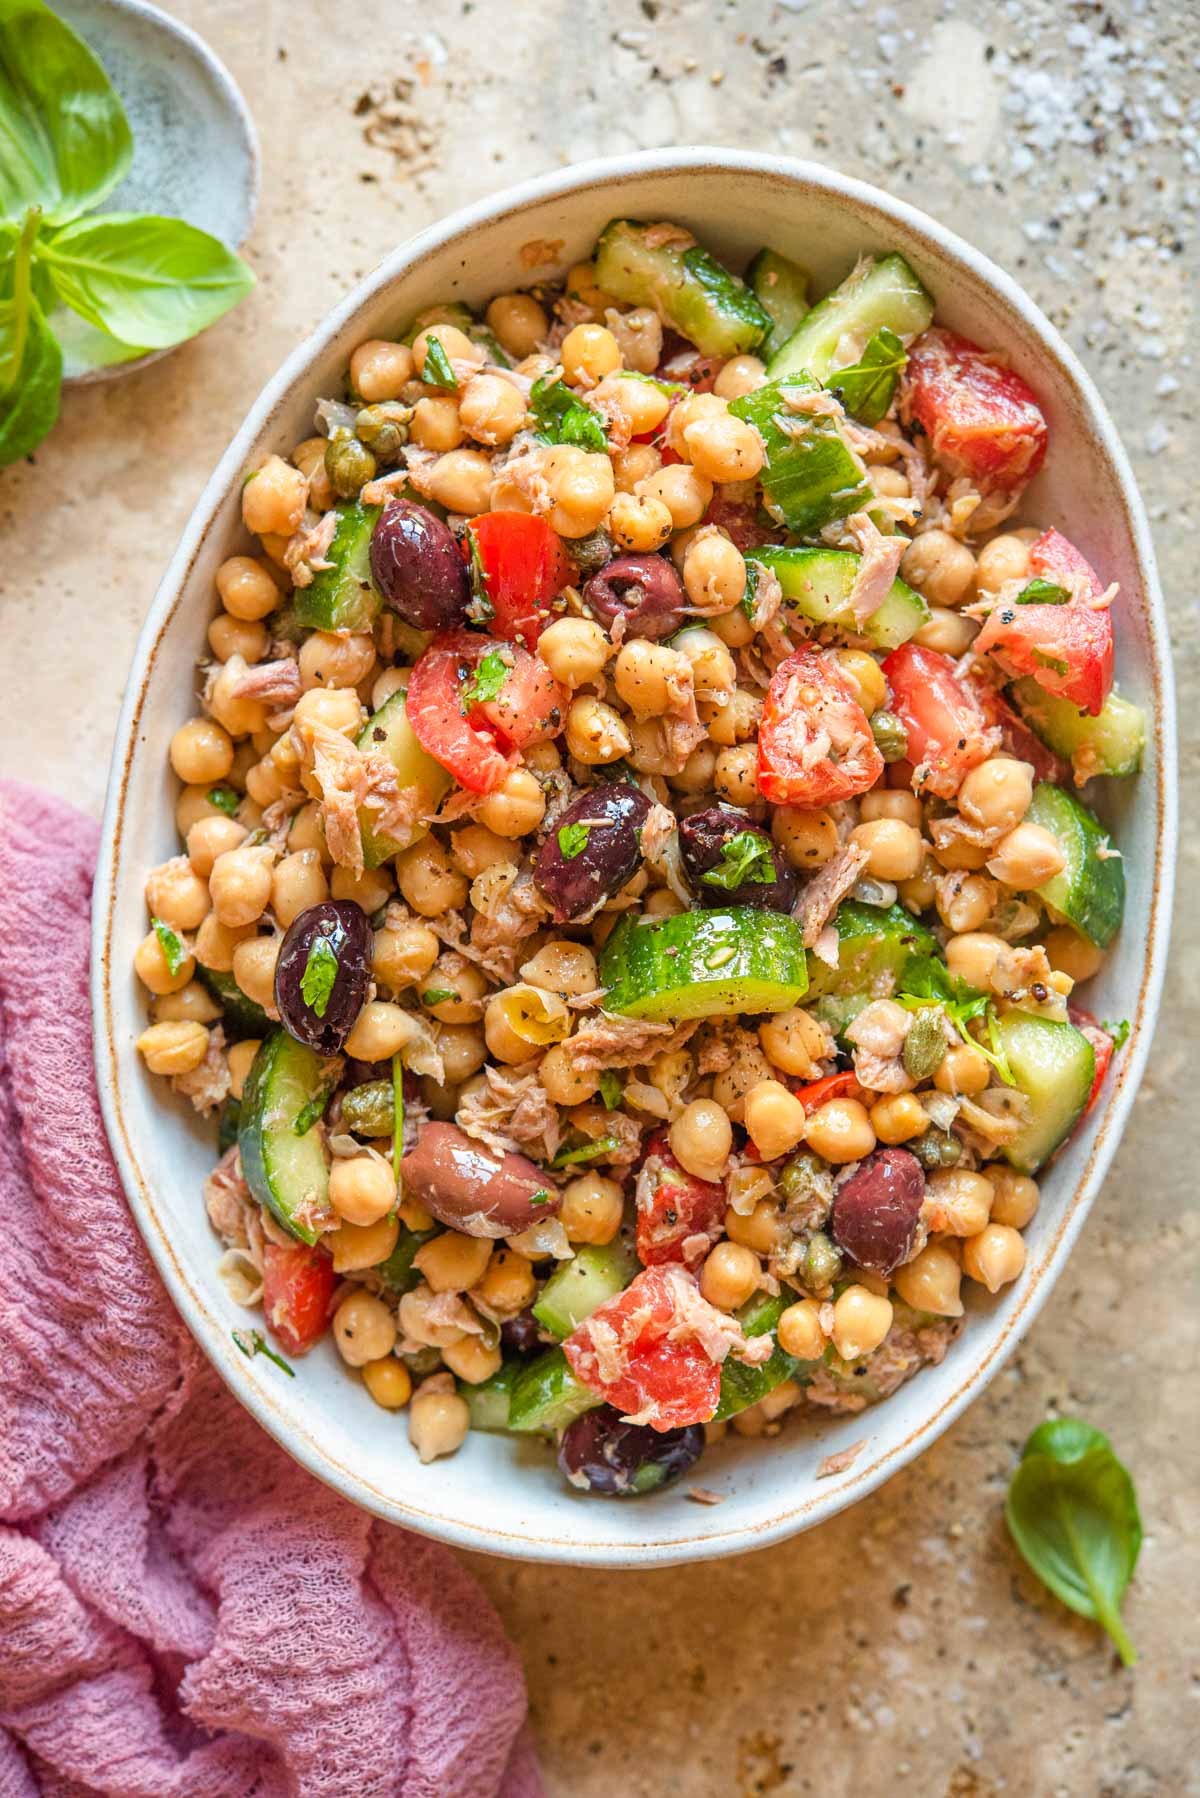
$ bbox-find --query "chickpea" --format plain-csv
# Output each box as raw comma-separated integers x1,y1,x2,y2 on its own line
914,608,978,657
144,856,210,934
669,1098,733,1182
242,454,307,539
409,395,464,453
169,717,233,786
243,757,286,811
893,1240,964,1316
345,1000,421,1064
669,740,718,797
328,1213,401,1274
758,1008,828,1081
805,1097,876,1164
186,815,246,879
195,914,255,974
565,259,616,315
561,322,622,387
475,767,546,838
975,531,1031,593
849,818,924,882
1042,925,1104,984
989,1168,1041,1230
987,822,1066,890
421,958,486,1026
596,372,671,436
152,980,221,1026
777,1298,825,1360
518,943,594,1001
706,688,761,748
725,1200,781,1255
683,533,747,611
208,612,268,665
935,871,996,936
333,1290,396,1367
226,1037,260,1101
442,1335,503,1385
833,648,886,716
681,412,765,484
413,1231,492,1294
437,1022,487,1084
958,757,1034,834
215,556,279,624
900,529,977,607
371,921,439,993
450,825,519,880
134,928,195,996
926,1167,995,1237
714,353,767,400
933,834,990,873
945,932,1007,992
560,1172,624,1245
408,1376,470,1463
485,292,549,360
209,846,274,928
962,1222,1026,1292
933,1042,992,1097
226,933,277,1008
482,997,539,1067
740,1080,806,1161
330,864,392,914
700,1241,760,1312
175,783,226,837
714,744,759,807
610,640,683,717
538,1042,600,1107
297,630,375,693
605,306,663,375
566,695,631,765
268,850,328,929
349,339,414,402
475,1247,537,1315
362,1357,413,1410
536,616,611,688
832,1285,894,1360
612,441,662,493
459,372,526,447
544,445,615,538
860,789,921,830
395,837,468,917
870,1092,929,1145
424,448,493,515
898,853,939,915
870,464,911,500
329,1154,397,1228
772,806,839,870
712,1035,773,1124
292,686,362,740
675,628,736,703
637,463,713,530
608,490,674,553
135,1019,209,1075
208,661,268,741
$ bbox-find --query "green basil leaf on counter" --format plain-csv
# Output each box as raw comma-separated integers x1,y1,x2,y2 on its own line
0,286,59,461
38,212,254,349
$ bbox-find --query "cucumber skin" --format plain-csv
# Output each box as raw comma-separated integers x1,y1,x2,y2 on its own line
375,1225,439,1295
533,1240,638,1340
805,901,936,1036
238,1032,333,1245
600,908,810,1022
729,378,873,537
1026,783,1125,948
593,220,770,358
767,252,934,383
293,503,382,633
464,1363,519,1432
713,1292,815,1421
996,1010,1095,1174
1011,678,1144,779
747,249,810,360
198,966,271,1039
508,1347,602,1433
749,546,929,650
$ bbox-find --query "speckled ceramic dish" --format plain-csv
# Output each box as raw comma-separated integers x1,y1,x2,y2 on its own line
91,150,1176,1566
53,0,259,382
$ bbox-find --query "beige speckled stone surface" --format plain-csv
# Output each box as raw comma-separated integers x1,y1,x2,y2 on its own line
1,2,1195,1791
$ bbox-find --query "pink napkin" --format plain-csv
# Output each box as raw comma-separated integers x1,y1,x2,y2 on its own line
0,781,542,1798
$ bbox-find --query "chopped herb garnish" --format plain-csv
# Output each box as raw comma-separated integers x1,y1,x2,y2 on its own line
232,1328,295,1376
461,646,511,712
896,954,1015,1086
422,987,460,1007
598,1070,624,1110
740,556,761,621
1032,648,1070,677
1015,579,1070,605
1103,1017,1131,1051
392,1052,405,1184
293,1079,336,1137
206,784,240,817
827,326,907,426
423,336,458,391
151,915,188,977
529,372,608,453
549,1135,619,1170
464,527,495,627
299,934,339,1018
701,830,776,891
529,1188,555,1206
558,820,592,860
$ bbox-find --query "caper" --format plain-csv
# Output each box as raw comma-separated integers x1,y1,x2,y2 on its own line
325,434,377,498
910,1129,963,1170
871,709,909,763
780,1149,828,1204
903,1007,947,1082
569,526,617,576
803,1230,842,1293
355,403,410,460
401,1344,443,1377
340,1079,395,1137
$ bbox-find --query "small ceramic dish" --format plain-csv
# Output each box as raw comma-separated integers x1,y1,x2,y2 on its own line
92,150,1175,1567
52,0,259,382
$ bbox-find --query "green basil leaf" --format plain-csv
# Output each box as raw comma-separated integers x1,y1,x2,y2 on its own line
701,829,776,891
557,821,592,860
529,372,607,452
460,646,511,713
1005,1417,1141,1666
422,334,457,390
299,935,338,1018
0,286,59,462
827,326,907,426
151,915,187,978
0,0,132,226
549,1134,619,1170
1015,578,1070,605
39,212,253,349
598,1070,623,1110
206,784,241,817
421,987,460,1007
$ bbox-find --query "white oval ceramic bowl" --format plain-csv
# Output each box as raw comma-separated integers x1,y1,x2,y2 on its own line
92,150,1176,1567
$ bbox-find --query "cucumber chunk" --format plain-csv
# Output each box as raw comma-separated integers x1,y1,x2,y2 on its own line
508,1347,601,1433
748,546,929,650
375,1224,439,1295
713,1291,816,1421
464,1362,519,1432
593,219,770,358
1010,678,1145,781
292,503,382,633
238,1031,334,1244
198,966,271,1039
767,252,934,383
599,908,810,1022
355,686,453,868
1025,783,1125,948
747,249,810,360
729,376,873,536
994,1010,1095,1173
532,1240,638,1340
804,901,937,1036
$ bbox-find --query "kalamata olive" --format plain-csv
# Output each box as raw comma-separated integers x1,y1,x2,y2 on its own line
369,496,470,631
274,900,372,1055
533,783,652,922
399,1122,560,1237
501,1311,544,1356
830,1148,926,1276
558,1406,704,1497
582,554,685,641
677,806,799,912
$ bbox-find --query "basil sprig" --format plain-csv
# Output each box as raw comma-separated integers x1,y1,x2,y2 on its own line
529,372,607,453
0,0,253,465
701,830,776,891
1005,1417,1141,1666
827,326,907,426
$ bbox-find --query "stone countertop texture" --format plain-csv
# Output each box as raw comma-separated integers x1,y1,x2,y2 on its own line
1,1,1196,1792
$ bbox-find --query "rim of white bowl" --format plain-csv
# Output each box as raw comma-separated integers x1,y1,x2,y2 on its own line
91,148,1177,1566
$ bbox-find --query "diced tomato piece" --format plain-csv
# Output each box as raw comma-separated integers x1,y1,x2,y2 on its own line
262,1242,335,1357
793,1072,859,1112
701,491,785,554
974,599,1113,718
904,327,1048,495
465,511,574,649
969,680,1071,787
564,1266,723,1430
406,629,568,794
1028,527,1103,599
1069,1004,1115,1116
758,646,883,807
635,1130,726,1268
881,643,997,799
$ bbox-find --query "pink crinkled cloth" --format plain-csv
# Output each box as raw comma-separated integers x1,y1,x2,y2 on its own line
0,782,542,1798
